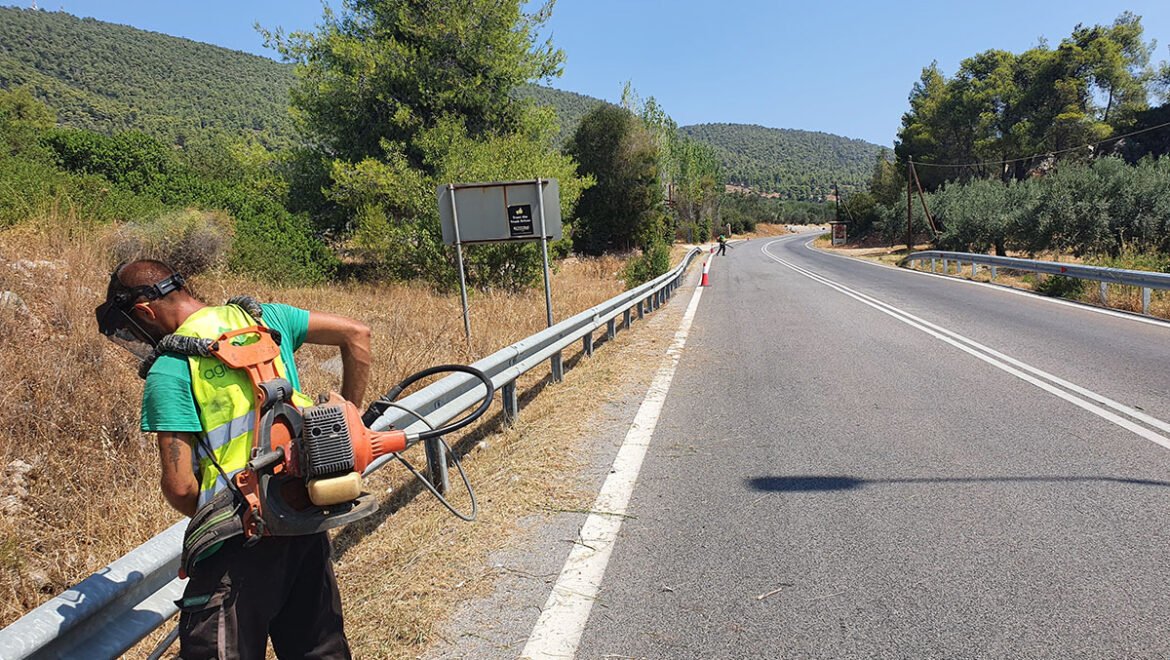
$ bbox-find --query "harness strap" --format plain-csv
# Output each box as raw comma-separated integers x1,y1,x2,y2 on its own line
226,295,265,320
136,297,268,379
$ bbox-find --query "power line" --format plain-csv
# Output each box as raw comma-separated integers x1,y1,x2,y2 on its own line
912,119,1170,169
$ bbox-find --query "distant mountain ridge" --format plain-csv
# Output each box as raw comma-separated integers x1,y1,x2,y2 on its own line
0,6,298,146
680,123,886,199
0,7,881,199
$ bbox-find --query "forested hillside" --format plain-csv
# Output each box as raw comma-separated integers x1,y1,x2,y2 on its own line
681,123,885,199
0,7,297,146
0,7,614,147
513,84,609,143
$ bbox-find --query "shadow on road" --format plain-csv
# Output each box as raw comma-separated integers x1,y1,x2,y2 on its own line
746,474,1170,493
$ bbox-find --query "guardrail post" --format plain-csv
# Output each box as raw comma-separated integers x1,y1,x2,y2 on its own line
502,380,518,424
1099,282,1108,306
583,331,593,357
971,262,978,278
606,318,616,340
425,438,450,495
990,265,997,280
623,308,632,330
931,258,936,272
551,351,564,383
1143,287,1151,314
637,300,644,320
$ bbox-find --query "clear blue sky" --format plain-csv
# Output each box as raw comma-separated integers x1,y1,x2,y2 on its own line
7,0,1170,146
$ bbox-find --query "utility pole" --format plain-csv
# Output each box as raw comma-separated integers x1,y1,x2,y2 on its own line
834,183,840,223
906,156,914,252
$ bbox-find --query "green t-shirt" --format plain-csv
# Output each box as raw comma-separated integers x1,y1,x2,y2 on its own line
140,303,310,433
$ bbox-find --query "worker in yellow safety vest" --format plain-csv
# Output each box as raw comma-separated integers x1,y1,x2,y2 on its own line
97,259,370,659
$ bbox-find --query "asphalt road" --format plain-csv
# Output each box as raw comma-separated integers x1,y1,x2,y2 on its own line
567,233,1170,658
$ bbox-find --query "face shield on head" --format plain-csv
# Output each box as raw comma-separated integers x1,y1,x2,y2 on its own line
105,324,158,361
95,264,186,363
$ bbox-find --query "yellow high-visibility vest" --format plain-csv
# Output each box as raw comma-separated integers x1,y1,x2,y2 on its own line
173,304,313,506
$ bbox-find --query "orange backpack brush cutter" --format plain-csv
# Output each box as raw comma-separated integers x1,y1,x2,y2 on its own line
161,304,492,578
209,325,408,542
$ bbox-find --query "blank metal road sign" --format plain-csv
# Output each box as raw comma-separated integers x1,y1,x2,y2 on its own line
438,179,562,245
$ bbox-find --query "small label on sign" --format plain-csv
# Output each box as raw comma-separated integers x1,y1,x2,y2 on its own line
508,204,534,237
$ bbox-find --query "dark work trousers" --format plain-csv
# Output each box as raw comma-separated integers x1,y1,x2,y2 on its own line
177,532,351,659
717,243,727,256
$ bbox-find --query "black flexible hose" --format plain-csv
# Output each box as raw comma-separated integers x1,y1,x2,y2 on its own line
359,364,492,522
362,364,494,439
394,435,478,522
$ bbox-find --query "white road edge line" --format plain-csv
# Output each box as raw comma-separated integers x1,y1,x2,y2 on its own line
520,264,707,660
763,240,1170,451
800,237,1170,330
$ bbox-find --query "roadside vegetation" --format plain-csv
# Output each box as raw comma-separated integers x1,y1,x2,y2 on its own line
835,13,1170,286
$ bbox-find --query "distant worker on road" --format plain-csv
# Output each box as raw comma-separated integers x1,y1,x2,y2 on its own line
95,259,370,659
717,233,728,256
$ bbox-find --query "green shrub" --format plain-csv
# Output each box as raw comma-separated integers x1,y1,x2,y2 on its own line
42,128,173,191
228,205,335,285
623,240,671,287
1035,275,1086,298
0,153,164,227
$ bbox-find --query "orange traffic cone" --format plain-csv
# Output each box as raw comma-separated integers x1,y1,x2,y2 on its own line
700,259,710,286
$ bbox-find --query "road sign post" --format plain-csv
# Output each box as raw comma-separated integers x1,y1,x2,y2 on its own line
536,177,554,328
446,184,473,345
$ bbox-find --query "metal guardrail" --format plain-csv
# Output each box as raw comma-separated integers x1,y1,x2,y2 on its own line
906,250,1170,315
0,247,703,659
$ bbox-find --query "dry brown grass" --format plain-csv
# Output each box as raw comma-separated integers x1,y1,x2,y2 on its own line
0,215,681,655
332,319,672,657
816,236,933,265
741,222,795,239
